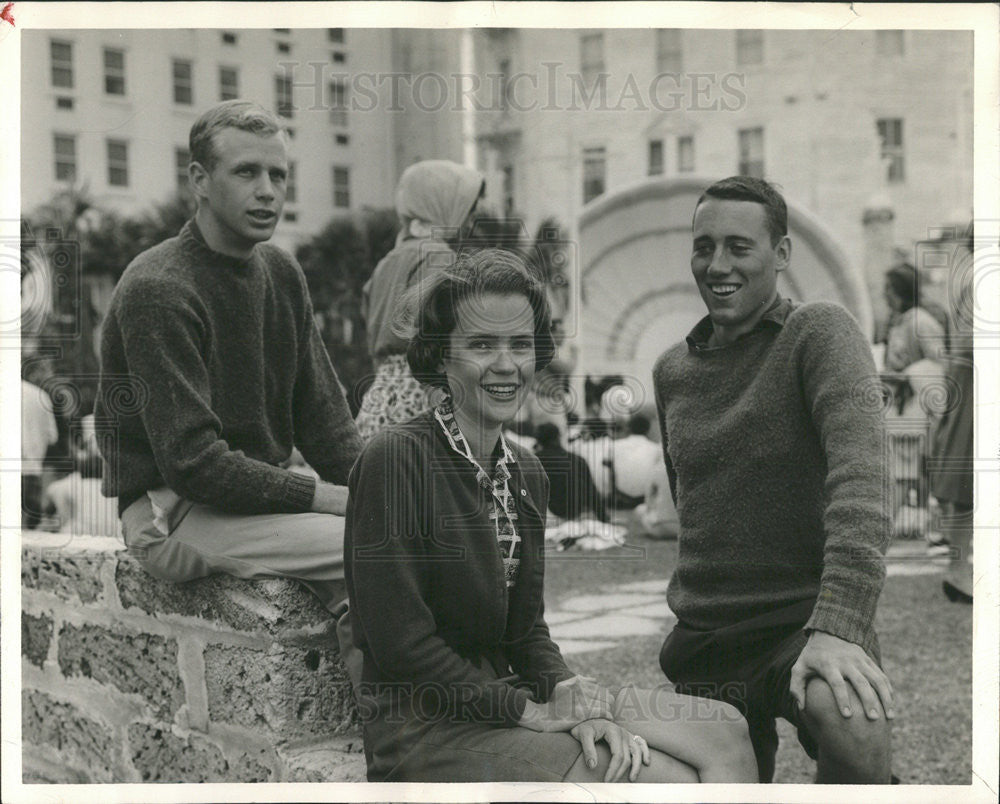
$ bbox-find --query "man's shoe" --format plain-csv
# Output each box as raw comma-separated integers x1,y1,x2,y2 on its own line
942,579,973,603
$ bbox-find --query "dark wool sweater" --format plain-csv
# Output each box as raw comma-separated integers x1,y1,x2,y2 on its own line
345,411,573,753
654,300,890,656
96,220,362,515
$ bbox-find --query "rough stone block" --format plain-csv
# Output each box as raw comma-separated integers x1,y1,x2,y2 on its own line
128,724,272,782
204,643,357,740
21,548,108,604
115,557,344,637
58,623,185,720
22,690,114,783
281,737,367,782
22,612,53,667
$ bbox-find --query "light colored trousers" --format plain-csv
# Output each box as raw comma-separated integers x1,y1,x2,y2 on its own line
120,495,346,612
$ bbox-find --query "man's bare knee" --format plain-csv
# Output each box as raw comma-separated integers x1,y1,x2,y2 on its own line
802,677,891,779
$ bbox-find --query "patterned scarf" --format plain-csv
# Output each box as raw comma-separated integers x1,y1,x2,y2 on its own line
434,398,521,588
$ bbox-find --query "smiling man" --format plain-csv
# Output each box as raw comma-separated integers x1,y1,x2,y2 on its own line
652,176,893,783
95,100,361,613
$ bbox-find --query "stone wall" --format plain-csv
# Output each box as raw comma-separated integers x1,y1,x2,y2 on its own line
20,532,365,784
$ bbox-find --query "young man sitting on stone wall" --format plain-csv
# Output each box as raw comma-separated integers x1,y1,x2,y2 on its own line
95,100,362,613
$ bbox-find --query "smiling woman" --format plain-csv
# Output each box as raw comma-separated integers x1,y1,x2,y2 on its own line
341,248,758,784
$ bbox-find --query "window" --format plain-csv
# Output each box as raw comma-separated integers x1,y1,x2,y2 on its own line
677,136,695,173
50,40,73,89
327,28,345,43
55,97,74,110
103,48,126,95
335,133,349,146
648,140,664,176
53,135,76,181
276,41,291,54
286,161,298,204
328,79,347,126
580,33,604,82
175,148,190,191
498,58,512,111
655,29,682,73
276,73,294,118
332,51,346,64
107,139,129,187
219,66,239,101
221,31,237,45
877,118,905,183
738,127,764,177
582,146,606,204
736,30,764,65
273,28,290,34
332,166,350,208
876,30,905,56
172,59,193,105
502,164,514,214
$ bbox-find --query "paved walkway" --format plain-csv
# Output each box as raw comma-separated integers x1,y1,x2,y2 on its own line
548,541,949,656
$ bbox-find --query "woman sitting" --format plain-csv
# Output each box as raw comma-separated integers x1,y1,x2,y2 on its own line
344,248,757,783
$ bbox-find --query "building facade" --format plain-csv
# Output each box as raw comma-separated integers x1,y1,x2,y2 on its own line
21,27,403,253
470,28,974,326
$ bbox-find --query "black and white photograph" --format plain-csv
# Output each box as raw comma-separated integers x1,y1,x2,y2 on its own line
3,2,998,802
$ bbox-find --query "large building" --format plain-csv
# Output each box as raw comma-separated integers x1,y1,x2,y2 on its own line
21,27,404,253
469,28,972,294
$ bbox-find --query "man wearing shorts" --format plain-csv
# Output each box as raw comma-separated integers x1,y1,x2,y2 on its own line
653,176,893,782
95,100,362,611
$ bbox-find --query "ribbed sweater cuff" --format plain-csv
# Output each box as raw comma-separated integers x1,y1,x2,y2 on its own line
283,472,317,513
805,584,881,652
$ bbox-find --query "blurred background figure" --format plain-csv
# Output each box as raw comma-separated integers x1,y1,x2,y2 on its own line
42,415,120,539
633,463,679,541
355,160,485,441
879,261,946,540
882,261,946,381
928,229,974,603
605,413,662,512
534,422,605,523
21,379,58,530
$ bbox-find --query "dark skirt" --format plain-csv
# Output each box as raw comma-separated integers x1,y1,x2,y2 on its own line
361,660,583,782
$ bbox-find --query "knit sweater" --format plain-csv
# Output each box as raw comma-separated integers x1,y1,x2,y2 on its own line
345,411,573,739
96,220,362,515
653,300,889,656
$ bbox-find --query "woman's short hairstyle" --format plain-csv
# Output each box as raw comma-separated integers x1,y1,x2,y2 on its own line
886,262,919,312
401,248,555,389
189,100,285,173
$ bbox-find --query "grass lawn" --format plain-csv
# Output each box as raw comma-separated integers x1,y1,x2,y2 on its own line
543,537,973,785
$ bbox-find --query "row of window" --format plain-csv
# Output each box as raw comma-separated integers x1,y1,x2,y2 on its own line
49,38,349,123
52,135,352,209
581,117,905,204
579,28,907,76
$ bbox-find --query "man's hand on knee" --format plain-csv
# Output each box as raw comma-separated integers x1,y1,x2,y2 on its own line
789,631,894,721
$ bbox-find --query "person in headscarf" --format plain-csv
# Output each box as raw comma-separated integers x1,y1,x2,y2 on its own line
355,160,485,441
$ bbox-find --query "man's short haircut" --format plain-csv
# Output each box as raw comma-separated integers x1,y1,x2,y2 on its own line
886,262,919,312
401,247,555,390
695,176,788,246
189,100,286,172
